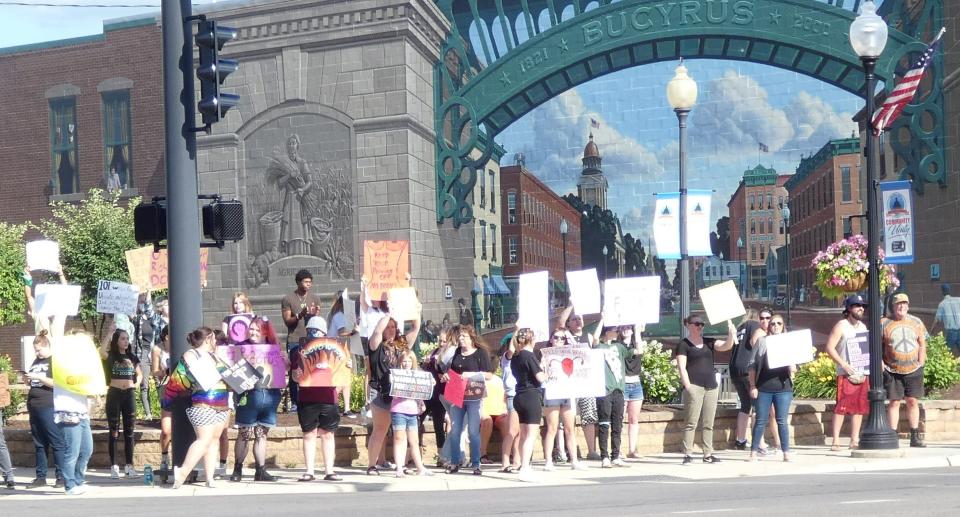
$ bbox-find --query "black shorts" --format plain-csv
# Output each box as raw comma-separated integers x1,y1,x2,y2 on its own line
731,374,752,415
883,367,924,400
297,402,341,433
514,390,543,425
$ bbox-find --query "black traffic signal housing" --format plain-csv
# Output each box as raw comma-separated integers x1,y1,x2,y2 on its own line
134,200,167,246
202,199,244,242
133,196,245,247
196,19,239,129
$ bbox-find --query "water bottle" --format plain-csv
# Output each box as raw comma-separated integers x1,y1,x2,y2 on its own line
144,464,154,486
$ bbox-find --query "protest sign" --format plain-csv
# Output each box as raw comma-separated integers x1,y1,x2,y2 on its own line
218,358,262,393
516,271,550,342
51,333,107,396
363,240,410,301
26,240,60,272
541,347,606,400
387,287,420,322
35,284,81,317
566,268,601,315
602,276,661,326
21,336,35,371
699,280,746,325
389,369,436,400
297,337,352,387
125,246,209,291
217,343,287,389
96,280,140,315
765,329,815,369
186,352,223,392
481,377,507,416
443,369,466,408
225,314,255,344
463,372,486,401
845,331,870,374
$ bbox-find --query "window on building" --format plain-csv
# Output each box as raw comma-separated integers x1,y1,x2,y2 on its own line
102,91,133,190
507,191,517,224
490,224,497,261
750,219,756,234
488,170,495,212
751,244,757,261
479,169,486,208
766,193,772,209
50,97,79,194
778,195,783,209
780,221,785,235
767,217,773,234
480,220,487,259
509,237,518,264
749,194,755,210
760,248,765,260
841,166,852,202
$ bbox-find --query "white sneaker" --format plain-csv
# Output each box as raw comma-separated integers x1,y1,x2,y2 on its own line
125,465,139,477
611,458,628,467
518,468,538,482
601,458,612,468
542,462,555,471
214,465,227,478
110,465,120,479
571,461,588,471
67,485,88,495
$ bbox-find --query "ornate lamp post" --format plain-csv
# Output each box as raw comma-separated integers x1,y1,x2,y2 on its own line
737,236,745,298
781,201,791,327
850,0,898,450
666,59,698,328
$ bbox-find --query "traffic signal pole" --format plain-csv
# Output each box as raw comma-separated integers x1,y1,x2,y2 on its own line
161,0,203,467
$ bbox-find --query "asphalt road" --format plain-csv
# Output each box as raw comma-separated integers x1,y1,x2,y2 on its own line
4,467,958,516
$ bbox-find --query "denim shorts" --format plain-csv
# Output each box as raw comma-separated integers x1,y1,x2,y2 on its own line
544,397,571,408
235,388,281,427
506,395,515,413
624,382,644,402
391,412,419,430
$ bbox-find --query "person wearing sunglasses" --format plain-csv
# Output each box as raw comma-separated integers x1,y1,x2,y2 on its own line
676,314,735,465
540,329,586,472
747,314,795,462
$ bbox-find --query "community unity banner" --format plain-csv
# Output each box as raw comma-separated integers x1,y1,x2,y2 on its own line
653,193,680,260
686,189,713,257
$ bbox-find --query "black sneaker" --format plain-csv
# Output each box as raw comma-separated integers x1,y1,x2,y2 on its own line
26,478,47,489
703,455,722,464
54,478,64,489
682,455,693,465
734,440,748,451
4,479,14,490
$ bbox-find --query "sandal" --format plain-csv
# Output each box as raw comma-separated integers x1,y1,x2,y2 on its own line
366,466,380,476
498,466,516,473
849,443,860,450
323,474,341,481
403,467,416,476
445,465,460,474
297,474,316,482
830,444,841,452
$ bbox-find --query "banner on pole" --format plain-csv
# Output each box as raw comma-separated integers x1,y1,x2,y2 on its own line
880,180,915,264
686,189,713,257
653,193,680,260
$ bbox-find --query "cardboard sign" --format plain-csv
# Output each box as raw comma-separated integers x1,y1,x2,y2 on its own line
602,276,661,326
389,369,436,400
217,343,287,389
541,347,606,400
297,337,352,387
566,268,601,315
186,352,223,392
699,280,746,325
481,377,507,417
516,271,550,342
845,331,870,374
21,335,35,372
26,240,60,272
363,240,410,301
387,287,420,322
35,284,81,317
764,329,815,369
125,246,209,292
96,280,140,315
51,333,107,396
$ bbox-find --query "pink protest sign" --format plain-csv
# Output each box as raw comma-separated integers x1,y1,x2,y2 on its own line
217,344,286,389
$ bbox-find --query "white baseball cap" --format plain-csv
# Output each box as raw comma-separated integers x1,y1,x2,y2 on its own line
306,316,328,336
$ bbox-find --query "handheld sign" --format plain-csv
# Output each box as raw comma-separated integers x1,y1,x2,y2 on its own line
389,369,435,400
566,268,601,315
363,240,410,301
27,240,60,272
764,329,815,369
35,284,81,317
541,347,605,400
96,280,140,315
602,276,661,326
699,280,746,325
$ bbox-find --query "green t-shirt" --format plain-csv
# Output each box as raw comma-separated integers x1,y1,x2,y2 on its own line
596,340,631,394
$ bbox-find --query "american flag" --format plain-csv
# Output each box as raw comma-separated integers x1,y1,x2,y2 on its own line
758,142,769,153
871,28,945,136
590,118,600,129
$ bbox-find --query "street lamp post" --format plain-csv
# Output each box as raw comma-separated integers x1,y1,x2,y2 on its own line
667,59,698,329
850,0,898,450
737,237,745,298
781,202,791,327
560,218,569,305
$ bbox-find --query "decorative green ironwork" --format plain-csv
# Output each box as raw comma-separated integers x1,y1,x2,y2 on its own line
434,0,943,225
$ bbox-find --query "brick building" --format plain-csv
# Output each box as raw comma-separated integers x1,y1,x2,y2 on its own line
726,165,789,298
784,137,863,303
500,164,582,319
0,18,166,363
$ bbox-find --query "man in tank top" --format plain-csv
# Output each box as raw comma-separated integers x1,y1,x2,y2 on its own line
824,295,869,451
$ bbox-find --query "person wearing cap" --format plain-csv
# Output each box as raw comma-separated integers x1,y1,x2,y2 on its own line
932,283,960,356
882,292,928,447
824,295,870,451
291,315,342,481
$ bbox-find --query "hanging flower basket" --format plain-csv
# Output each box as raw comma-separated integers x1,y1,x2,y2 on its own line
812,235,898,300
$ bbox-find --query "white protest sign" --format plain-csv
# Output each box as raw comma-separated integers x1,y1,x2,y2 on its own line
699,280,746,324
602,276,661,326
516,271,550,342
187,352,223,392
26,240,60,272
389,369,436,400
387,287,420,322
764,329,815,369
34,284,81,317
566,268,601,315
845,331,870,375
22,336,35,371
542,347,606,399
95,280,140,315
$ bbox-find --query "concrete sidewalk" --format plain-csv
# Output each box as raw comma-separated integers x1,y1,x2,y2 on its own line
3,440,959,500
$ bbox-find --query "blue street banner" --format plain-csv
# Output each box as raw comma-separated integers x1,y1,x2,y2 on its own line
653,192,680,260
686,189,713,257
880,180,915,264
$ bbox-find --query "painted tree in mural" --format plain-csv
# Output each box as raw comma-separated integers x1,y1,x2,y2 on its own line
622,233,647,276
715,217,731,261
563,194,624,280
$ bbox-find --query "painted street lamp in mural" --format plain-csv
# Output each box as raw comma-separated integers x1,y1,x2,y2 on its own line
781,202,791,327
737,237,745,298
667,60,697,327
850,0,897,451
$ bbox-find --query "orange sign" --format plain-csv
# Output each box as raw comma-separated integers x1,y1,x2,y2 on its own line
125,246,209,291
296,337,352,387
363,240,410,301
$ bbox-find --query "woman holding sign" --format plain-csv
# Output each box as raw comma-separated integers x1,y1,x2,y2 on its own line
443,325,494,476
747,314,795,462
676,315,736,465
509,328,547,482
541,329,586,472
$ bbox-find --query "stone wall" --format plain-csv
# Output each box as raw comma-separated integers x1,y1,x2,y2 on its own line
7,400,960,469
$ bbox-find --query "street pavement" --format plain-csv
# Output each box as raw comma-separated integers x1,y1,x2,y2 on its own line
2,440,958,502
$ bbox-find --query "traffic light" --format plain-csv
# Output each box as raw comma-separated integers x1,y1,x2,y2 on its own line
202,199,244,242
196,19,239,128
134,201,167,245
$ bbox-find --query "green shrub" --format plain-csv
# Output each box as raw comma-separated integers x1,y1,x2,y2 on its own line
338,372,366,413
639,339,680,404
134,376,162,419
793,352,838,399
924,333,960,393
0,354,26,419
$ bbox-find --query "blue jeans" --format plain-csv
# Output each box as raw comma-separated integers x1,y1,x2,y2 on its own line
438,396,453,463
29,404,65,480
946,329,960,355
0,416,13,480
447,399,481,468
58,419,93,491
751,390,793,453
